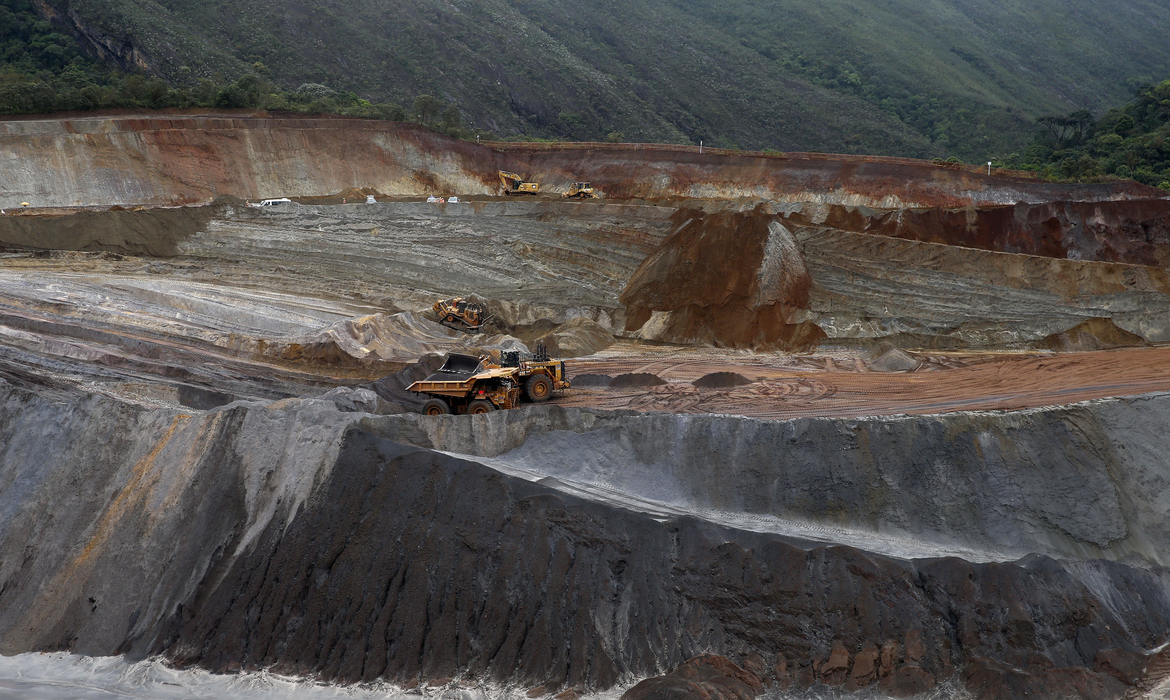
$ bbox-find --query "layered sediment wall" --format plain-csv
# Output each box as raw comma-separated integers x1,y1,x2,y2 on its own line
1,380,1168,699
796,226,1170,345
4,200,1170,354
1,115,1163,208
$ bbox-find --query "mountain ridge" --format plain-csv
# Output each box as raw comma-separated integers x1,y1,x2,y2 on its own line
9,0,1170,160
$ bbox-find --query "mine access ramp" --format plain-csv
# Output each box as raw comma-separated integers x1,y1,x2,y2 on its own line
408,345,570,415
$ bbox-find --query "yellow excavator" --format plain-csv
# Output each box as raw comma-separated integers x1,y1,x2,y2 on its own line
499,171,540,196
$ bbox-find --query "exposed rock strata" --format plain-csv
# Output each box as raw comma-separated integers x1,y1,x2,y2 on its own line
1,116,1162,209
5,201,1170,351
864,199,1170,267
795,226,1170,345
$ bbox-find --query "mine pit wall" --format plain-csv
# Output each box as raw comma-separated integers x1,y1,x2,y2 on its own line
1,115,1164,209
794,226,1170,345
775,198,1170,268
0,117,505,208
367,400,1170,569
2,380,1169,698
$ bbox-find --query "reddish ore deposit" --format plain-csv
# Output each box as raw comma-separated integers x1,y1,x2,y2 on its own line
563,345,1170,420
620,208,825,350
799,199,1170,266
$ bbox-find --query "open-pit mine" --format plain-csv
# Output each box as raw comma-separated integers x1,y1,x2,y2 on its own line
1,114,1170,700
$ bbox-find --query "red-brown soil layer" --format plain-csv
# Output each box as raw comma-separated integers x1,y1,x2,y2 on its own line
2,115,1164,209
620,208,822,350
791,199,1170,266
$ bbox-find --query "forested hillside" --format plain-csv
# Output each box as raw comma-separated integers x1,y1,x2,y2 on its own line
4,0,1170,162
1011,80,1170,189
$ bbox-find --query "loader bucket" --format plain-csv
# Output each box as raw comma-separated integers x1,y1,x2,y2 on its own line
423,353,483,381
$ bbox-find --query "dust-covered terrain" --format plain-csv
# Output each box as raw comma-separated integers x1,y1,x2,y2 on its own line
2,115,1170,700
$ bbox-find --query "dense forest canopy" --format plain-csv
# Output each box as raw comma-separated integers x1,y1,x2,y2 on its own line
1008,81,1170,189
2,0,1169,178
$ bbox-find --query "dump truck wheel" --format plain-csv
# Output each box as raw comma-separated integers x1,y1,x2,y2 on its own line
525,374,553,402
468,399,495,414
422,399,450,415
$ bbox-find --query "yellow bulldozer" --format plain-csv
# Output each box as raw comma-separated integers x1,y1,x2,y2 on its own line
499,170,540,196
434,297,491,333
563,182,595,199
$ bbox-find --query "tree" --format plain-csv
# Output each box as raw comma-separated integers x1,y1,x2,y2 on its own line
373,103,406,121
441,105,461,131
412,94,440,124
216,75,260,108
1037,110,1095,149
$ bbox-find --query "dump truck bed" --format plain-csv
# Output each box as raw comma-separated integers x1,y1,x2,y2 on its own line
407,354,518,398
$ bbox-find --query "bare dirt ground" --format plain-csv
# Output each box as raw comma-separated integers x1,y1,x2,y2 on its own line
561,342,1170,419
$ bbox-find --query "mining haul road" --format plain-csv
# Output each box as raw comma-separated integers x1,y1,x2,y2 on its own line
561,344,1170,420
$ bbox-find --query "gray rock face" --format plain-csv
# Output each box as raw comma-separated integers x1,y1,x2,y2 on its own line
367,400,1170,567
1,380,1168,699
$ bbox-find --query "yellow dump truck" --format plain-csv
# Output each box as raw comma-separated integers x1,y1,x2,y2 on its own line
409,348,570,414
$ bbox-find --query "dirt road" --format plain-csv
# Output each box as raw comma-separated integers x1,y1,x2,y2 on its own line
561,344,1170,419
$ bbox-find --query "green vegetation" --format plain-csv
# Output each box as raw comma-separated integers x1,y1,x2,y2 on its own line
999,80,1170,189
3,0,1170,161
0,0,490,138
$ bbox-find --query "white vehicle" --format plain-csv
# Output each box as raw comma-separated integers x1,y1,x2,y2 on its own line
366,194,377,204
258,198,293,207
